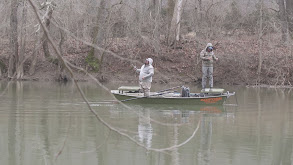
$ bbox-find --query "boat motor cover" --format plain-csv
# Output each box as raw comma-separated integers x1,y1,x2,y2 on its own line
201,88,225,93
181,86,190,97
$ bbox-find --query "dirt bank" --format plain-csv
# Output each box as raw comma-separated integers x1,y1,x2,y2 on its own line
1,34,293,87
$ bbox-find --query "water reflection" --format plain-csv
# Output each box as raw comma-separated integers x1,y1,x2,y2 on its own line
2,82,293,165
107,102,228,164
138,109,153,148
198,116,213,165
8,82,17,165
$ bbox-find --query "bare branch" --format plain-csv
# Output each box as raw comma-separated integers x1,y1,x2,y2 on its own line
28,0,201,155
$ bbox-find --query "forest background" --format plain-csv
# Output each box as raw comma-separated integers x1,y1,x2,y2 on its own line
1,0,293,87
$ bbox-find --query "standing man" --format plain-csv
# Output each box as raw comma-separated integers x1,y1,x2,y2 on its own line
134,58,154,97
200,43,218,90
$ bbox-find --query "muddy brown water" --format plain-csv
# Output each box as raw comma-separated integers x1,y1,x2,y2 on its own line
0,81,292,165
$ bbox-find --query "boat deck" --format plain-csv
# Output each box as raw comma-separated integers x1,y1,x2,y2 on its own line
111,90,182,98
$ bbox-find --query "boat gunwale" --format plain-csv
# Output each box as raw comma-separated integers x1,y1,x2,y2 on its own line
110,90,231,99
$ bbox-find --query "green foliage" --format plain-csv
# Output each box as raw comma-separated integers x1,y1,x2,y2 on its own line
48,57,59,65
85,49,100,72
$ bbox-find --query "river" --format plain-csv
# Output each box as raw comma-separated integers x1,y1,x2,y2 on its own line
0,81,292,165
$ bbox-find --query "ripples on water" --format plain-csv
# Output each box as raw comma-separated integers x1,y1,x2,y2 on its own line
0,82,292,165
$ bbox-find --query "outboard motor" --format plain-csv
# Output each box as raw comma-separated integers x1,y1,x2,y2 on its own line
181,86,190,97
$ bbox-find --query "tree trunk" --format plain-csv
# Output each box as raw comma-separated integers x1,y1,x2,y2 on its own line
135,0,143,45
149,0,162,53
167,0,175,36
89,0,108,71
286,0,293,33
198,0,202,21
29,31,41,76
168,0,185,46
9,0,19,78
278,0,289,43
30,2,55,75
17,0,28,79
149,0,157,15
57,29,69,82
175,0,184,41
95,0,107,50
257,0,263,78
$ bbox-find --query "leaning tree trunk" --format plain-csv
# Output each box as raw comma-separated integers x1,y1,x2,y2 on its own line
8,0,19,78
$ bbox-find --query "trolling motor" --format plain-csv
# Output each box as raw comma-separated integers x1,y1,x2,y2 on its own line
181,86,190,97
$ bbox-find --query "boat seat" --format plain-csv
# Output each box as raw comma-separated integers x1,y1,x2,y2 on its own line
118,86,140,94
190,93,200,97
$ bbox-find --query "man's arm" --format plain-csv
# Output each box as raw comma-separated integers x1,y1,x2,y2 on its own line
212,53,218,61
134,65,141,73
200,50,210,60
142,67,154,79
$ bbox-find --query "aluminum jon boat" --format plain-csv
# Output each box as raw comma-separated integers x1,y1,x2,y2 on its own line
111,86,235,105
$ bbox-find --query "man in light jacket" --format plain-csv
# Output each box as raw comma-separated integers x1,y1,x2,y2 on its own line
134,58,154,97
200,43,218,89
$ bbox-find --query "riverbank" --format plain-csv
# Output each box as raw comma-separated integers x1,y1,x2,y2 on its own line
1,34,293,87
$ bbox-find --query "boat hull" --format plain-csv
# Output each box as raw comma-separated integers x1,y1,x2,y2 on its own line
111,90,229,105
